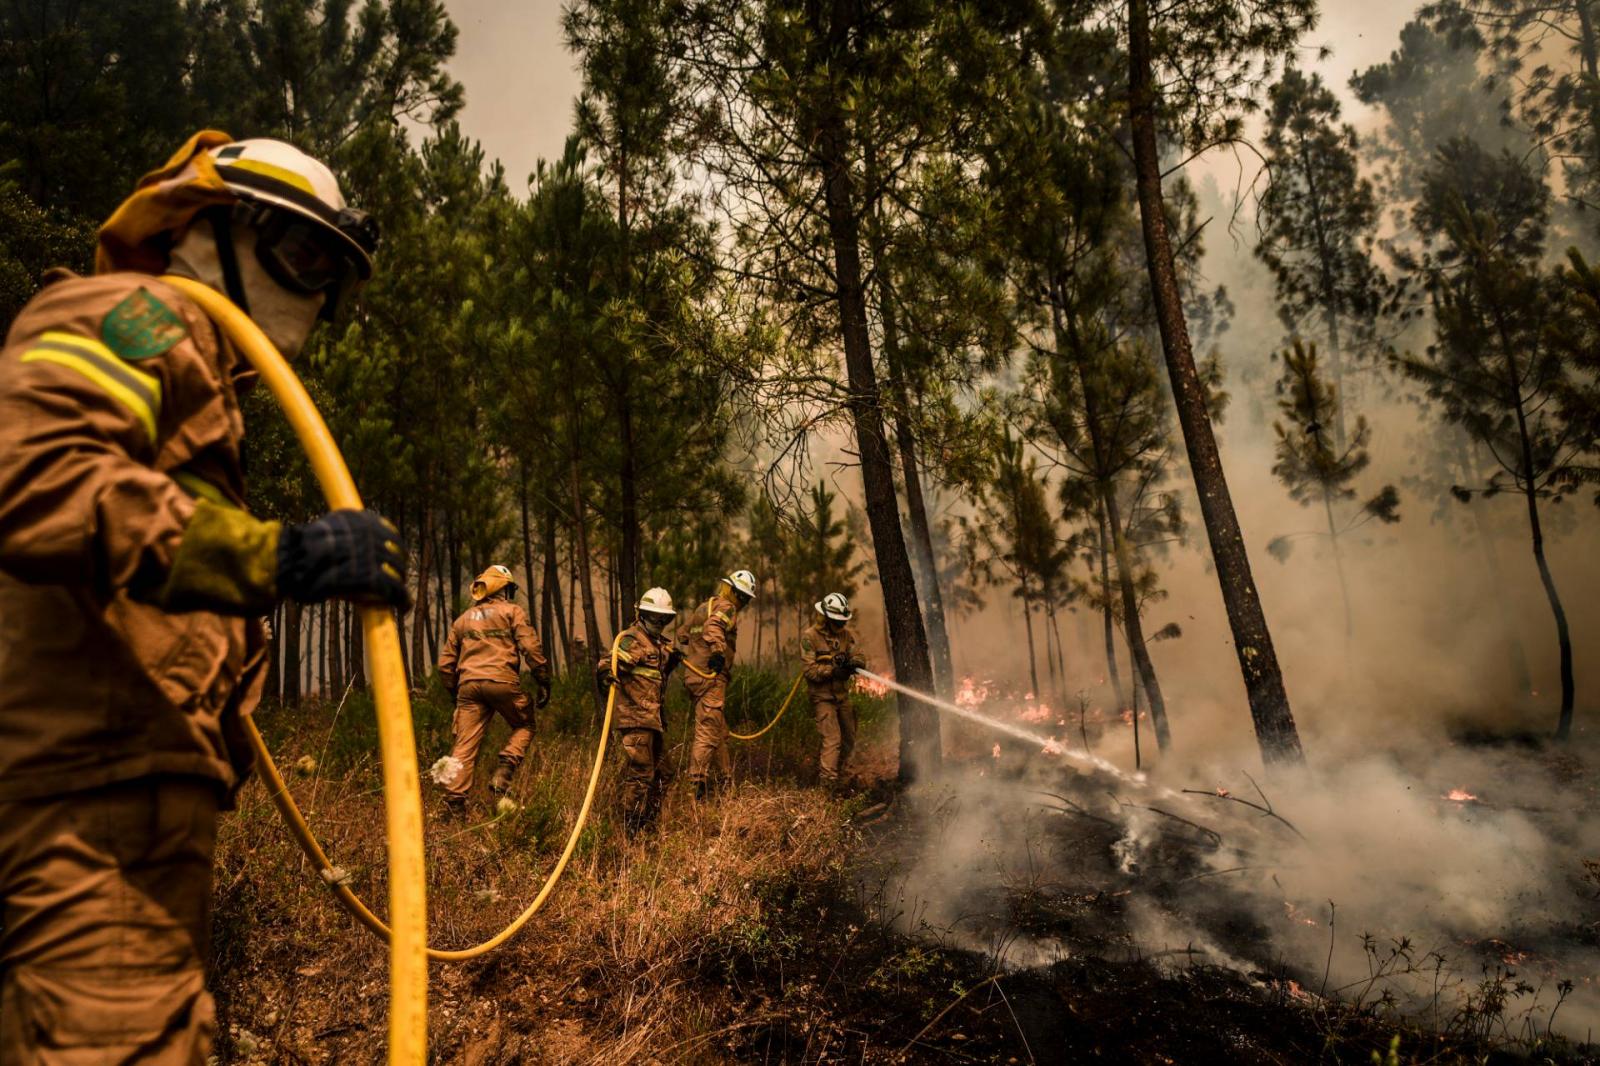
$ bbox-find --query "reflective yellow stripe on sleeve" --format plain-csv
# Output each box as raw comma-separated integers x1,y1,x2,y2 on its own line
20,331,162,442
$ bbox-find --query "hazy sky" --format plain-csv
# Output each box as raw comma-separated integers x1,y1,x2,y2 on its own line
445,0,582,193
443,0,1419,193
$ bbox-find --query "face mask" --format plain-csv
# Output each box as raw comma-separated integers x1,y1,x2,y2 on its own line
640,615,667,638
169,217,325,358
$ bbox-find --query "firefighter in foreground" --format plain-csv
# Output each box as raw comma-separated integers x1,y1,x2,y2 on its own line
0,133,407,1063
437,564,552,814
596,588,682,835
801,593,866,790
679,569,757,799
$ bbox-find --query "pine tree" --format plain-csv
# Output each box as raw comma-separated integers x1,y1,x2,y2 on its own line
1397,138,1589,737
1256,69,1386,447
1267,341,1401,646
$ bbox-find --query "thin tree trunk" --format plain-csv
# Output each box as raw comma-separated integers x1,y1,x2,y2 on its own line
283,600,302,707
569,460,605,662
618,395,641,619
266,604,282,703
349,605,365,691
1022,593,1040,697
1103,485,1171,751
1130,658,1143,771
412,506,432,687
447,512,462,617
1128,0,1303,764
1322,490,1354,648
542,506,566,670
1097,503,1127,712
875,244,956,698
811,2,939,779
519,464,538,624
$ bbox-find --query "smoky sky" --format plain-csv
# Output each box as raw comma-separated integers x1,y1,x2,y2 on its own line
443,0,1417,196
445,0,581,192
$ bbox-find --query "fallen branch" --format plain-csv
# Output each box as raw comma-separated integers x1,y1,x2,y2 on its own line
1182,770,1307,842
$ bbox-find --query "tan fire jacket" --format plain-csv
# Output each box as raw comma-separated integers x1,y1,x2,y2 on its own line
598,622,678,732
801,620,860,703
679,591,740,678
438,597,550,690
0,272,266,804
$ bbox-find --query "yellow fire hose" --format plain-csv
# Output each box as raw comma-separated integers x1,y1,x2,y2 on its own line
728,672,805,741
164,277,619,1055
162,276,429,1064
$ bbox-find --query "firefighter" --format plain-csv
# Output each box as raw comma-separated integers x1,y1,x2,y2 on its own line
437,565,552,813
679,569,756,799
596,587,682,836
801,593,865,790
0,133,405,1063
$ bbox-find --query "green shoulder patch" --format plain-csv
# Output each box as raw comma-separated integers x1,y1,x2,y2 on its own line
103,287,188,360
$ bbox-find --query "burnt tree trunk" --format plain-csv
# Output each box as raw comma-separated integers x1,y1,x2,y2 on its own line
1128,0,1303,764
283,599,302,707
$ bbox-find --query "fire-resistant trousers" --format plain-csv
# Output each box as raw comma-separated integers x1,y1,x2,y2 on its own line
616,728,669,828
813,697,857,783
684,670,731,785
444,679,534,800
0,778,219,1065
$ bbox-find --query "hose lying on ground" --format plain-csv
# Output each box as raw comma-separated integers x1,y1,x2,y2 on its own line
729,672,805,741
162,275,428,1064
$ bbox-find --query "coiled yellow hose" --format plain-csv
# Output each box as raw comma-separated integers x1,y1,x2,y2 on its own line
161,275,428,1064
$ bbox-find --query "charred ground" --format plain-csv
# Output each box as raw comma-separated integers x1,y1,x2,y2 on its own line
207,677,1599,1064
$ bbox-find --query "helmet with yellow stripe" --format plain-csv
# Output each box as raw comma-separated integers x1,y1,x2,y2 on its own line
207,139,376,284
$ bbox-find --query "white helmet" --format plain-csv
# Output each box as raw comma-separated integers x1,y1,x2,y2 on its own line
725,569,757,599
204,139,377,322
208,139,376,277
815,592,852,622
637,587,676,619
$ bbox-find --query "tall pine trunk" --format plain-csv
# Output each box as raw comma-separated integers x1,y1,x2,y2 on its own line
1022,592,1040,697
283,599,302,706
872,231,956,698
812,0,939,780
1128,0,1303,764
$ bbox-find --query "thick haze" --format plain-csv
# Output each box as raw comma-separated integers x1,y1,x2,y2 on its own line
445,0,579,191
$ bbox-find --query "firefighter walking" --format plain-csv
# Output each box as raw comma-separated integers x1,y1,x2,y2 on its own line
596,588,682,835
437,565,552,814
0,133,406,1063
801,593,865,790
679,569,756,799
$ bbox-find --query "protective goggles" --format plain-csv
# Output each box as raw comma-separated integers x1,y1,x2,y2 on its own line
248,206,379,321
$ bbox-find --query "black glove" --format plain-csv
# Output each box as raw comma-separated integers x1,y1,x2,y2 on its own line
707,651,726,674
832,659,855,680
536,678,552,709
277,510,410,609
665,649,683,675
596,665,615,690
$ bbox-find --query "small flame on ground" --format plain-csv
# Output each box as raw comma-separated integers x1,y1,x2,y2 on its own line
1018,702,1052,723
992,743,1002,760
1283,901,1319,927
1444,788,1478,803
955,675,991,707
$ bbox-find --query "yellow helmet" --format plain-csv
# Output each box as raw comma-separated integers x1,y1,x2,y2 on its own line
470,565,515,602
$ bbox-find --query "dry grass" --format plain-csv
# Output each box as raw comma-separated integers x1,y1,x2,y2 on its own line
211,671,884,1065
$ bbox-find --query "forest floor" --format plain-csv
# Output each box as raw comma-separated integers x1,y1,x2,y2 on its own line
210,671,1600,1064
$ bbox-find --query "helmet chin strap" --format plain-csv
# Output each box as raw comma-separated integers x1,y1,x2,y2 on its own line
206,207,252,317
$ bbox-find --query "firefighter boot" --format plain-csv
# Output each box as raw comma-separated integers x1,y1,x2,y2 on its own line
489,757,517,795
